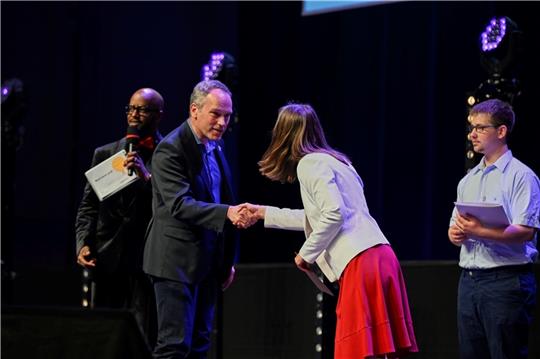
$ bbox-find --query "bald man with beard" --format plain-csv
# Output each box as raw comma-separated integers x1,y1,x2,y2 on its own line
75,88,164,349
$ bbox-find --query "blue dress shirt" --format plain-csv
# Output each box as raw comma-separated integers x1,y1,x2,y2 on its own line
187,120,222,203
450,150,540,269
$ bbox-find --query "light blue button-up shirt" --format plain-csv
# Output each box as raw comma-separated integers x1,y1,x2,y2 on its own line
450,150,540,269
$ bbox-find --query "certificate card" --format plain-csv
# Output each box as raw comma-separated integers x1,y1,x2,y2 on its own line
305,270,335,296
454,202,510,228
85,150,138,201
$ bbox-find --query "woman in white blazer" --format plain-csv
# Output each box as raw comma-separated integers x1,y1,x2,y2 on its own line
247,103,418,359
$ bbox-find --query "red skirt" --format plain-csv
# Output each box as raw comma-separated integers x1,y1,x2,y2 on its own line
335,244,418,358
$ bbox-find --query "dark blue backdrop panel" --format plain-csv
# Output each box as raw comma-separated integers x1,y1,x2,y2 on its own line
2,1,540,307
236,1,540,263
2,1,239,305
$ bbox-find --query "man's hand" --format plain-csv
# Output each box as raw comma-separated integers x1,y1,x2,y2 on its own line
454,212,534,244
227,203,259,229
455,212,483,238
243,203,266,221
234,203,266,229
77,245,96,268
448,224,466,246
125,151,151,182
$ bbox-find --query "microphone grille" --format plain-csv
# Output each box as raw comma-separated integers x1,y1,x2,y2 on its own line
126,126,140,146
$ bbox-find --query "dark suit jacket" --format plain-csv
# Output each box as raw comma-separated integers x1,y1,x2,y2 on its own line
75,135,161,274
143,120,239,284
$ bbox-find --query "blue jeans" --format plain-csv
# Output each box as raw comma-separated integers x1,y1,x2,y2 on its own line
457,265,536,359
151,276,218,359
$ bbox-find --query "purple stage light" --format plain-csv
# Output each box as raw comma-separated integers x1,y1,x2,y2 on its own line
480,17,507,52
199,51,237,104
202,52,225,81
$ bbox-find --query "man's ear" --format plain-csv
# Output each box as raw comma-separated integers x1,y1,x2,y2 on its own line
155,111,164,124
497,125,508,140
190,103,198,120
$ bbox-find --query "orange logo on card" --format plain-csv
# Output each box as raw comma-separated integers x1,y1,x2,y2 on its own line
112,156,126,173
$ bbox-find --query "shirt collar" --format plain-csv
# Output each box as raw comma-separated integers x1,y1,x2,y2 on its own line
187,119,217,153
475,149,513,173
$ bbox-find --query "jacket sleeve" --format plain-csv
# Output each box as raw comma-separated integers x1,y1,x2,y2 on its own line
152,140,229,233
264,206,305,231
74,148,105,255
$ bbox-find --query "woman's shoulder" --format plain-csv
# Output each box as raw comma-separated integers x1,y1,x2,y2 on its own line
298,153,335,174
300,152,348,167
301,152,333,162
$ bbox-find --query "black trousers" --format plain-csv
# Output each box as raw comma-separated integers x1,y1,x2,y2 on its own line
457,265,537,359
151,275,218,359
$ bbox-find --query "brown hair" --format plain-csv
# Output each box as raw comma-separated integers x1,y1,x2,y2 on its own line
470,98,515,135
258,103,350,183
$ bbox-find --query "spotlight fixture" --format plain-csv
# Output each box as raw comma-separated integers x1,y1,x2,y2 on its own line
199,51,239,130
1,78,26,150
200,51,238,86
479,16,522,77
480,17,507,52
471,76,520,106
314,276,324,358
464,16,523,172
201,52,226,81
81,268,94,309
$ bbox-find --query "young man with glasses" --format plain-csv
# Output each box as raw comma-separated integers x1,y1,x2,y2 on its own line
448,98,539,359
75,88,164,349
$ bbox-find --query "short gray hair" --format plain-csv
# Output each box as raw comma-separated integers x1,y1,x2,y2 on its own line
190,80,232,108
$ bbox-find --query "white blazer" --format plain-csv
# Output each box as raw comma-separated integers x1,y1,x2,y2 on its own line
264,152,389,282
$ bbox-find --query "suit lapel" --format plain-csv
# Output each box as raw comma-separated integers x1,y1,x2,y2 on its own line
179,121,214,201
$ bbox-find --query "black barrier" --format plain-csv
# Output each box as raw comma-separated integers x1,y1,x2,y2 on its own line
1,307,151,359
221,263,319,359
2,263,538,359
220,262,540,359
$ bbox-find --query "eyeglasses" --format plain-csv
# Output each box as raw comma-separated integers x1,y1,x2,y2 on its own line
125,105,160,115
467,124,499,134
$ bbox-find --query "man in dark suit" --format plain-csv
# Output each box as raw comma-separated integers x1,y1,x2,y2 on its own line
143,80,249,359
75,88,164,348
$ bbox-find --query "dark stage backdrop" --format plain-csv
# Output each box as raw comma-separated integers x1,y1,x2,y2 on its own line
2,1,540,307
1,1,240,305
236,1,540,264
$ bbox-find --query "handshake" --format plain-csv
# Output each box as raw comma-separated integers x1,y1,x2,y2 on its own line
226,203,266,229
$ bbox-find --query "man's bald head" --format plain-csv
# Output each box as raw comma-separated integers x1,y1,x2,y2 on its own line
126,88,164,133
133,88,164,110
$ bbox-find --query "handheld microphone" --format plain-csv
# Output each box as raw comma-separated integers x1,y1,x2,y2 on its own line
125,126,140,176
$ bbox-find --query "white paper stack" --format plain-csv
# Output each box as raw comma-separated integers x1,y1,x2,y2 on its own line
85,150,138,201
454,202,510,228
